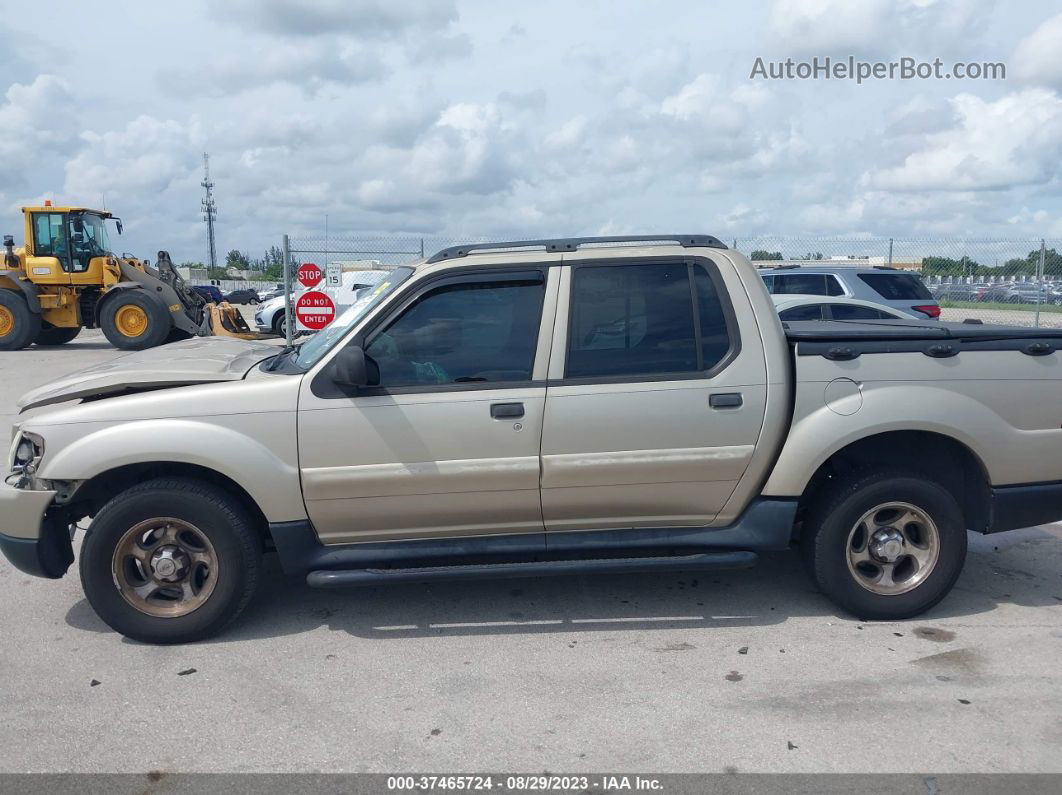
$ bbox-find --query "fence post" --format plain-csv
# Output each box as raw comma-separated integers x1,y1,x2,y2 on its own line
1035,239,1046,328
420,238,425,259
282,234,293,345
887,238,893,268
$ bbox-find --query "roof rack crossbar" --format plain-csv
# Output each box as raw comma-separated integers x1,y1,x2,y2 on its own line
425,234,727,264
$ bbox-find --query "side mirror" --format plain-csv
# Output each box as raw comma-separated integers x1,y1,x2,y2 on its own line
333,345,369,388
115,219,123,235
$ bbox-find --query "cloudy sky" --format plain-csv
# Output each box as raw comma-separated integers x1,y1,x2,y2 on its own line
2,0,1061,263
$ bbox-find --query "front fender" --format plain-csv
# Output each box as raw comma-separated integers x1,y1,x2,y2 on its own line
760,382,1055,497
38,418,307,523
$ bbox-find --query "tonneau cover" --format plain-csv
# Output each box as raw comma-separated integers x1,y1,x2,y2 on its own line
784,319,1062,342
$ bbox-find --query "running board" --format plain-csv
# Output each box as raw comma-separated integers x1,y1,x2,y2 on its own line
306,551,758,588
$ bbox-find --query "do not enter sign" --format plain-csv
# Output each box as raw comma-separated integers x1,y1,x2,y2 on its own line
295,290,336,331
297,262,323,288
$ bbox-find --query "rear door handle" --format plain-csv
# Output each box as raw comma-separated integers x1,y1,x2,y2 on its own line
709,392,742,409
491,402,525,419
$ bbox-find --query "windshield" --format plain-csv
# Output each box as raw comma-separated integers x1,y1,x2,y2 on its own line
73,213,112,256
294,266,415,368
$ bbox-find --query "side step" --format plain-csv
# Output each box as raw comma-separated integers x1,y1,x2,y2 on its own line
306,551,758,588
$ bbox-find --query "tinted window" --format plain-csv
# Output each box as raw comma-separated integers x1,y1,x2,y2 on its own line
858,272,932,300
771,273,832,295
825,275,844,296
567,262,731,379
693,266,731,370
365,277,544,387
32,213,65,256
828,304,893,320
779,304,825,321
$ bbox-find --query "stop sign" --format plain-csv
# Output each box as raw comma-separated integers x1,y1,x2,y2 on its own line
294,290,336,331
297,262,323,288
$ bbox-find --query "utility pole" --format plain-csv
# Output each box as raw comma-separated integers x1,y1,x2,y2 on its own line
201,153,218,270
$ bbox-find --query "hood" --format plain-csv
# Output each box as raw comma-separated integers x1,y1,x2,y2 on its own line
17,336,281,412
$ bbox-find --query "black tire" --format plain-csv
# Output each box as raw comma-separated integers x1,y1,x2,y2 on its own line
34,322,81,346
0,289,41,351
801,468,967,620
79,478,262,644
99,290,172,350
272,311,287,337
249,298,259,305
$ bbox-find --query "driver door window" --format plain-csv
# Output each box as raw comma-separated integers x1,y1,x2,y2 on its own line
365,275,546,389
32,213,67,259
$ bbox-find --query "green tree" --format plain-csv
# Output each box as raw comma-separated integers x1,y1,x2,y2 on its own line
225,249,251,270
749,250,783,261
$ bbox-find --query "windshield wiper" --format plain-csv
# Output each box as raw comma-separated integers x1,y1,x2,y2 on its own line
264,344,297,372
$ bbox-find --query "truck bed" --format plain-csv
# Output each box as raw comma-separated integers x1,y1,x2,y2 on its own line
783,319,1062,356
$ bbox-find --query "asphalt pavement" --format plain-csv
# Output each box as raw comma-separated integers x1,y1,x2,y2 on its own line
0,324,1060,774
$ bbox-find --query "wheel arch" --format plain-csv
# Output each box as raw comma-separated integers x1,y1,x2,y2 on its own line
38,419,307,530
66,462,272,544
793,430,991,535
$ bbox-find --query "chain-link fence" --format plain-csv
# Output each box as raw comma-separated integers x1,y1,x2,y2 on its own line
733,236,1060,328
282,233,1062,328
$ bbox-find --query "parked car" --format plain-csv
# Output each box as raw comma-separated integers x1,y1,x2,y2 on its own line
190,285,224,304
6,234,1062,643
771,294,909,321
255,270,390,335
759,265,939,318
931,283,986,303
259,287,285,303
223,288,260,305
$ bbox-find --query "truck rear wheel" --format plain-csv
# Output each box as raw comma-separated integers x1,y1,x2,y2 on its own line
0,289,41,351
34,322,81,346
100,290,171,350
801,469,967,620
79,478,262,644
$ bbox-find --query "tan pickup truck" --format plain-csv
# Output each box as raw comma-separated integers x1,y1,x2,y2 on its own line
3,235,1061,643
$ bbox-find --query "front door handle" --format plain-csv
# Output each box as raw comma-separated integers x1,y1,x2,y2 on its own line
709,392,743,409
491,402,525,419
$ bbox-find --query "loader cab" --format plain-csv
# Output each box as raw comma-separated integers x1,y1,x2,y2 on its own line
24,206,120,286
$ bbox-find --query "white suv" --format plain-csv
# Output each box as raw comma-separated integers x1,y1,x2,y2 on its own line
758,265,940,319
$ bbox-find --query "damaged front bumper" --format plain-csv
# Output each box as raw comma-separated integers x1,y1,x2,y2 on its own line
0,479,71,579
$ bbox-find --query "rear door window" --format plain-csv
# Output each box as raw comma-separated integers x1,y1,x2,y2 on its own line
566,261,734,379
858,273,933,301
778,304,825,321
770,273,844,296
827,304,894,320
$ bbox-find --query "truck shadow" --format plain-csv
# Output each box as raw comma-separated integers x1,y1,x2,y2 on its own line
64,526,1062,642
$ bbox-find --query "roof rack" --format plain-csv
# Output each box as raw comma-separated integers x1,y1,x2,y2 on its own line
425,235,727,264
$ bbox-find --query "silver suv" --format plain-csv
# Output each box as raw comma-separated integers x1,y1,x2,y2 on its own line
758,265,939,319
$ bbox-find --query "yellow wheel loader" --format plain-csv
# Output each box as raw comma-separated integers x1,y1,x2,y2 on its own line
0,204,269,351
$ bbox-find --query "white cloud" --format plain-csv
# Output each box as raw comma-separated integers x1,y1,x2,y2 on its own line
158,42,388,97
768,0,992,56
0,76,79,160
64,116,203,204
1013,12,1062,90
215,0,458,39
867,89,1062,191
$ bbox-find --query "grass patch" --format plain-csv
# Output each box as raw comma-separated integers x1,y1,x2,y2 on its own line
939,299,1062,313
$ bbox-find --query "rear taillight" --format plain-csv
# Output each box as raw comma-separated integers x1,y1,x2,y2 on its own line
913,304,941,318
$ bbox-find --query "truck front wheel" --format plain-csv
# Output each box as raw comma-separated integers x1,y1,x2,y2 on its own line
79,478,262,644
801,469,967,620
100,290,171,350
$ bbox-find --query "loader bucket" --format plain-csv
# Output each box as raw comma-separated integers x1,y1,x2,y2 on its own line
206,302,277,341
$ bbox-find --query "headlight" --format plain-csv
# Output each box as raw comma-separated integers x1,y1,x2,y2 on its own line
11,431,44,474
